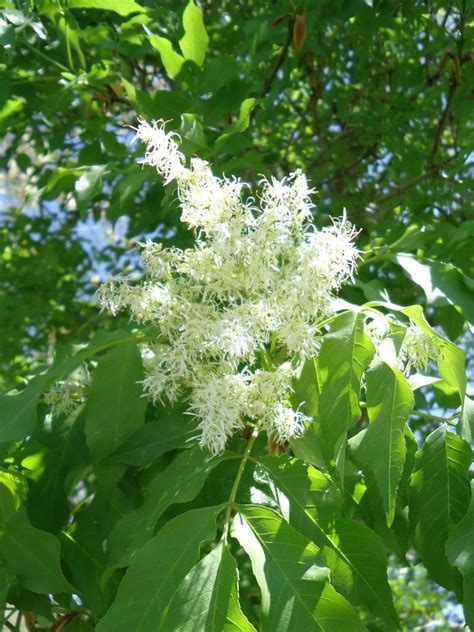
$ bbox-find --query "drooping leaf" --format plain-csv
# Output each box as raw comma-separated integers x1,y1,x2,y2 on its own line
409,426,472,591
96,505,223,632
233,504,365,632
162,542,255,631
0,517,73,595
258,456,398,629
318,310,374,465
446,482,474,629
28,414,89,533
148,32,184,78
107,447,220,567
61,511,119,617
350,360,414,526
85,342,146,462
178,0,209,67
395,254,474,325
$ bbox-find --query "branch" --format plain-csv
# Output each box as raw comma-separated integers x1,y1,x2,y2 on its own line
260,19,294,99
427,81,457,167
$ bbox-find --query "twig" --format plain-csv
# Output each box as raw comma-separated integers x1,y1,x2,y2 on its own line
222,428,258,543
260,19,294,99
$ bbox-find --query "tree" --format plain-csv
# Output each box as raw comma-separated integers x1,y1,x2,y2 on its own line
0,0,472,629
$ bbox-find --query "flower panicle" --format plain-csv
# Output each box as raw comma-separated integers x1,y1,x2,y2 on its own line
101,118,361,454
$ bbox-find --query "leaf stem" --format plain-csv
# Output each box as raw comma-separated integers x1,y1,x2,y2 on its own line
24,42,69,72
222,428,258,543
413,410,459,426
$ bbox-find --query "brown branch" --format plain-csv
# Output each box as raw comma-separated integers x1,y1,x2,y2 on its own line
260,19,294,99
427,81,457,167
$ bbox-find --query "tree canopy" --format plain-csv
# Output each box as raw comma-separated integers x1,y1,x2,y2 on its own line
0,0,473,630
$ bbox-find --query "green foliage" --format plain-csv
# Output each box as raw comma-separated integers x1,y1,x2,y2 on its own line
1,0,473,629
233,504,365,632
409,426,472,592
351,361,414,527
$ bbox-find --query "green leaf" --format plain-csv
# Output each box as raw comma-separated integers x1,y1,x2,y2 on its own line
395,254,474,325
85,343,146,462
233,504,365,632
62,621,95,632
289,357,325,466
0,330,141,444
446,482,474,629
409,426,472,591
107,447,220,567
61,511,118,616
350,360,414,527
107,411,197,465
179,0,209,67
96,505,223,632
258,456,398,629
75,165,107,206
163,542,255,631
0,97,26,123
0,517,73,594
68,0,145,16
0,471,27,530
401,305,467,406
28,414,89,533
148,33,184,78
215,98,257,151
460,395,474,443
318,311,374,463
0,376,45,442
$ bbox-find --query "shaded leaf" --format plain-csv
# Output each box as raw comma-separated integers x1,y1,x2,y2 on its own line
163,542,255,631
258,456,398,629
446,482,474,629
409,426,472,591
97,505,223,632
61,511,118,616
85,343,146,462
107,411,197,466
0,517,73,594
107,447,220,567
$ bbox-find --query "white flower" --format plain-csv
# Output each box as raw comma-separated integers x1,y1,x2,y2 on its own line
399,325,440,373
100,118,361,454
131,118,186,183
365,312,391,341
267,404,308,443
44,366,89,419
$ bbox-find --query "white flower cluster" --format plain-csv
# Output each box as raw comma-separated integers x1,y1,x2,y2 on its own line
399,325,440,373
99,118,359,454
44,366,89,420
365,312,441,375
